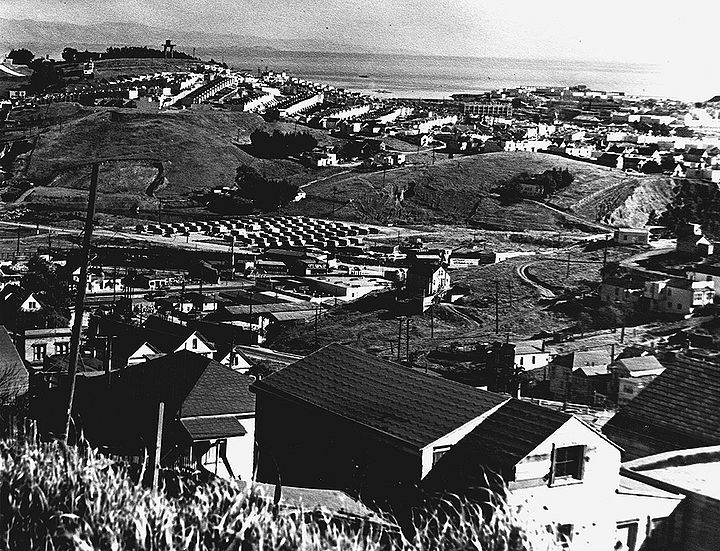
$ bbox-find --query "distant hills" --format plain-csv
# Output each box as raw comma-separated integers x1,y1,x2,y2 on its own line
0,17,418,57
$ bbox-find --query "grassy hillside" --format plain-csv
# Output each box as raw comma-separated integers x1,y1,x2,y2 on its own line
0,440,561,551
285,152,667,231
19,107,345,216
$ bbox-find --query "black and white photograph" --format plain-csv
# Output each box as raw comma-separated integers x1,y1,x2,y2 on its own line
1,1,719,549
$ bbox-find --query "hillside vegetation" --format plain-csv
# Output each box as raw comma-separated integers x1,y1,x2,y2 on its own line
286,152,669,231
17,107,343,215
0,440,560,551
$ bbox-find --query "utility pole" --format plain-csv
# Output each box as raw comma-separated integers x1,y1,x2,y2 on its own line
405,318,410,362
152,401,165,490
508,279,513,310
15,227,20,256
230,237,235,280
62,162,100,443
397,318,403,362
430,306,434,339
495,278,500,334
602,236,609,281
314,304,319,344
157,198,162,225
566,251,571,279
47,227,52,255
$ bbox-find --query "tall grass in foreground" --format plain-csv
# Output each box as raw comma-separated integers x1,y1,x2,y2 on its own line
0,441,562,551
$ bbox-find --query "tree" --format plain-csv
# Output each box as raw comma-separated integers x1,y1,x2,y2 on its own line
8,48,34,66
577,312,594,337
29,60,60,91
61,47,78,62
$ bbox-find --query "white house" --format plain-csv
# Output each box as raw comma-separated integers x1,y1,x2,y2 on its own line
611,356,666,407
686,263,720,297
427,399,623,551
644,278,715,316
514,339,552,374
615,228,650,245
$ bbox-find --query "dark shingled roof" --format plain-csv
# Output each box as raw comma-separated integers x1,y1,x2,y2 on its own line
251,343,508,449
0,325,28,404
120,350,255,418
455,399,572,466
604,354,720,448
181,416,247,440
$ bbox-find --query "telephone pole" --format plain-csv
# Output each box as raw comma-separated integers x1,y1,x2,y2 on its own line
495,278,500,334
62,162,100,443
405,318,410,362
397,318,403,362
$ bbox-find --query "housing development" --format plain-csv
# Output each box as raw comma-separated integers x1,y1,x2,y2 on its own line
2,31,720,551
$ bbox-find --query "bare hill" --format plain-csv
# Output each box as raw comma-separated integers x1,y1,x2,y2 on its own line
20,107,344,214
285,151,670,231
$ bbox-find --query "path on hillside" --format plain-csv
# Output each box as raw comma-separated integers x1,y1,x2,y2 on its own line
300,169,354,190
516,262,557,300
569,179,634,213
524,198,612,232
619,244,676,278
12,188,35,204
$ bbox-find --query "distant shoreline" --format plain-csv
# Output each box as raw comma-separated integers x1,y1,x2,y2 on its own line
1,41,710,102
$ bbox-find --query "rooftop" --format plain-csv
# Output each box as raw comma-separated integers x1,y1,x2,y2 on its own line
614,355,665,377
622,445,720,500
604,354,720,450
251,343,508,449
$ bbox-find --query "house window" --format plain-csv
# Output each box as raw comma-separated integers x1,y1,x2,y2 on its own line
667,301,672,308
28,301,37,310
677,304,682,310
616,521,639,551
556,524,574,548
432,446,451,467
519,357,524,366
551,445,585,482
623,385,634,394
32,344,47,362
192,338,198,349
532,356,536,364
54,342,69,355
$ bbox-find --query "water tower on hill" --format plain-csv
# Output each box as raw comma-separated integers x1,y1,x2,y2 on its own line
162,40,176,59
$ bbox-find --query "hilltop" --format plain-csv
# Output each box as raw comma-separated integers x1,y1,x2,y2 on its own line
284,151,672,231
5,103,672,231
12,107,345,217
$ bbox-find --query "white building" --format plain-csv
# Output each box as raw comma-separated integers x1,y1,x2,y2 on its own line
686,263,720,297
644,278,715,316
615,227,650,245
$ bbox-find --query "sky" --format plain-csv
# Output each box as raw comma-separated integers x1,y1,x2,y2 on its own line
3,0,719,65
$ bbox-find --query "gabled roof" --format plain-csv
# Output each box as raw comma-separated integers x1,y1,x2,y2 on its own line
614,356,665,377
453,399,572,466
0,325,28,403
251,343,508,449
604,354,720,448
119,351,255,418
571,349,613,369
576,364,610,377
